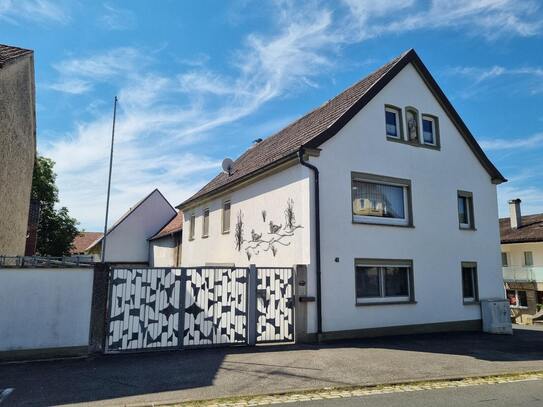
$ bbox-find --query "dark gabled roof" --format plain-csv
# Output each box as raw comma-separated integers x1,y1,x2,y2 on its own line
149,211,183,241
0,44,33,68
87,189,176,250
500,214,543,244
179,49,506,209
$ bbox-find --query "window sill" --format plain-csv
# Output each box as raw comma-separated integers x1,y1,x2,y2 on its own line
356,300,417,307
352,219,414,228
463,300,479,305
201,235,209,239
459,225,477,231
188,237,195,241
386,136,440,151
221,230,230,235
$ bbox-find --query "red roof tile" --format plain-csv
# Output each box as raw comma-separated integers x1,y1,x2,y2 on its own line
149,211,183,241
500,214,543,244
71,232,103,254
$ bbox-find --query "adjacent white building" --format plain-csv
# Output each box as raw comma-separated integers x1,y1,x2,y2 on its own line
178,49,507,340
88,189,177,264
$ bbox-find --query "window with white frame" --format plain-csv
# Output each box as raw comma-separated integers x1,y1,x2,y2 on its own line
202,208,210,237
524,251,534,266
421,115,438,146
222,200,231,233
507,289,528,308
458,191,475,229
355,260,413,304
385,105,402,139
189,213,196,240
352,172,412,226
461,262,478,303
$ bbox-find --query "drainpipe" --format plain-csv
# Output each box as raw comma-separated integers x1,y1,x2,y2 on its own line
298,147,323,336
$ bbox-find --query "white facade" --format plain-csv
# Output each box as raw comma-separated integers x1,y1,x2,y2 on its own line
182,62,504,335
502,242,543,267
101,190,177,263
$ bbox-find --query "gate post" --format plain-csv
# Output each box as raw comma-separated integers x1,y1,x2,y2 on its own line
293,264,312,343
247,264,258,346
88,262,111,354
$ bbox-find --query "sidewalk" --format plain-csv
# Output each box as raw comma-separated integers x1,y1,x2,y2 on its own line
1,325,543,406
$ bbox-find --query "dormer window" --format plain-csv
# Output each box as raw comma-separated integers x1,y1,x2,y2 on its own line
385,105,403,140
405,107,419,142
422,115,438,146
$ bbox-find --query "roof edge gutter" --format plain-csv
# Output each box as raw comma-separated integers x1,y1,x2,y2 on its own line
298,147,323,336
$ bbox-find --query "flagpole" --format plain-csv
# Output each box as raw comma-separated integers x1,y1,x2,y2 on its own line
101,96,118,263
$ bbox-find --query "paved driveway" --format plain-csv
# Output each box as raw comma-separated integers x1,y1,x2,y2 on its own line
1,326,543,406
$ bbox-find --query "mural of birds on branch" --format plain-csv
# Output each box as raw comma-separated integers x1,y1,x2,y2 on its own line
269,221,282,234
251,229,262,242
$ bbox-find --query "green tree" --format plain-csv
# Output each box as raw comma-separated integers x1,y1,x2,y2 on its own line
31,156,79,256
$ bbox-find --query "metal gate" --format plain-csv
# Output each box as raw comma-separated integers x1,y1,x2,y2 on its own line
183,267,248,347
104,265,294,353
106,268,182,352
256,268,294,343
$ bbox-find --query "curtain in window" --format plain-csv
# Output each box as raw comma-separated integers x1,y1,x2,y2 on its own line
352,181,405,219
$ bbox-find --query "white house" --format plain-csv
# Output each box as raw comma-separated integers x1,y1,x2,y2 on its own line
88,189,177,264
501,199,543,324
178,49,507,340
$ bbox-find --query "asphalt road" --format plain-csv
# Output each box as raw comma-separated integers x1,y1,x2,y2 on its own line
274,380,543,407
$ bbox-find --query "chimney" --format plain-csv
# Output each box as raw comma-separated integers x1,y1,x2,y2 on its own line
508,199,522,229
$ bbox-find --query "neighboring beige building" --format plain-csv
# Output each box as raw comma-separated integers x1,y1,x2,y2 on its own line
501,199,543,324
149,211,183,267
0,44,36,257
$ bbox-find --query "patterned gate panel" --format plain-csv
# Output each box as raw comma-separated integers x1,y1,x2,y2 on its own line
183,267,248,346
256,267,294,343
106,268,182,352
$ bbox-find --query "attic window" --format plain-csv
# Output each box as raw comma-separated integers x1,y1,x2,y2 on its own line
385,105,403,140
422,114,439,146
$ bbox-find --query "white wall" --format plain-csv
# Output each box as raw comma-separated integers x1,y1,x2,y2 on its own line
150,235,180,267
182,164,312,268
105,190,176,263
502,242,543,266
0,268,93,351
314,62,504,332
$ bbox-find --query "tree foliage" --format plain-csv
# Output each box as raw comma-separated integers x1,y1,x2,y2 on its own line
31,156,79,256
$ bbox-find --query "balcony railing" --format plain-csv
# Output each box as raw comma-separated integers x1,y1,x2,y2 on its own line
503,265,543,283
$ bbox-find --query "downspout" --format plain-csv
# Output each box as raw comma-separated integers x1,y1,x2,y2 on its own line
298,147,323,336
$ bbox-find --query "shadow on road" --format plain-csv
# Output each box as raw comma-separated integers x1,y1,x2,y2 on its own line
1,326,542,406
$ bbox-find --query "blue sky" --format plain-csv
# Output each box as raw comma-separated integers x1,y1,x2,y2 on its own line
2,0,543,231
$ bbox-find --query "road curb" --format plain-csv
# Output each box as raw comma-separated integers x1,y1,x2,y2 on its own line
154,371,543,407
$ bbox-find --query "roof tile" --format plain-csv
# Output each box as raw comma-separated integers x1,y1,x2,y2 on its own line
0,44,33,68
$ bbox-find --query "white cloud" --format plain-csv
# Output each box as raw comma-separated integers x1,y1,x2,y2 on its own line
480,133,543,151
0,0,69,25
98,4,136,31
45,79,92,95
47,47,147,94
342,0,542,40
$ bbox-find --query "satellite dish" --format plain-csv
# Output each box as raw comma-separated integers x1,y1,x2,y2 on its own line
222,158,234,175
